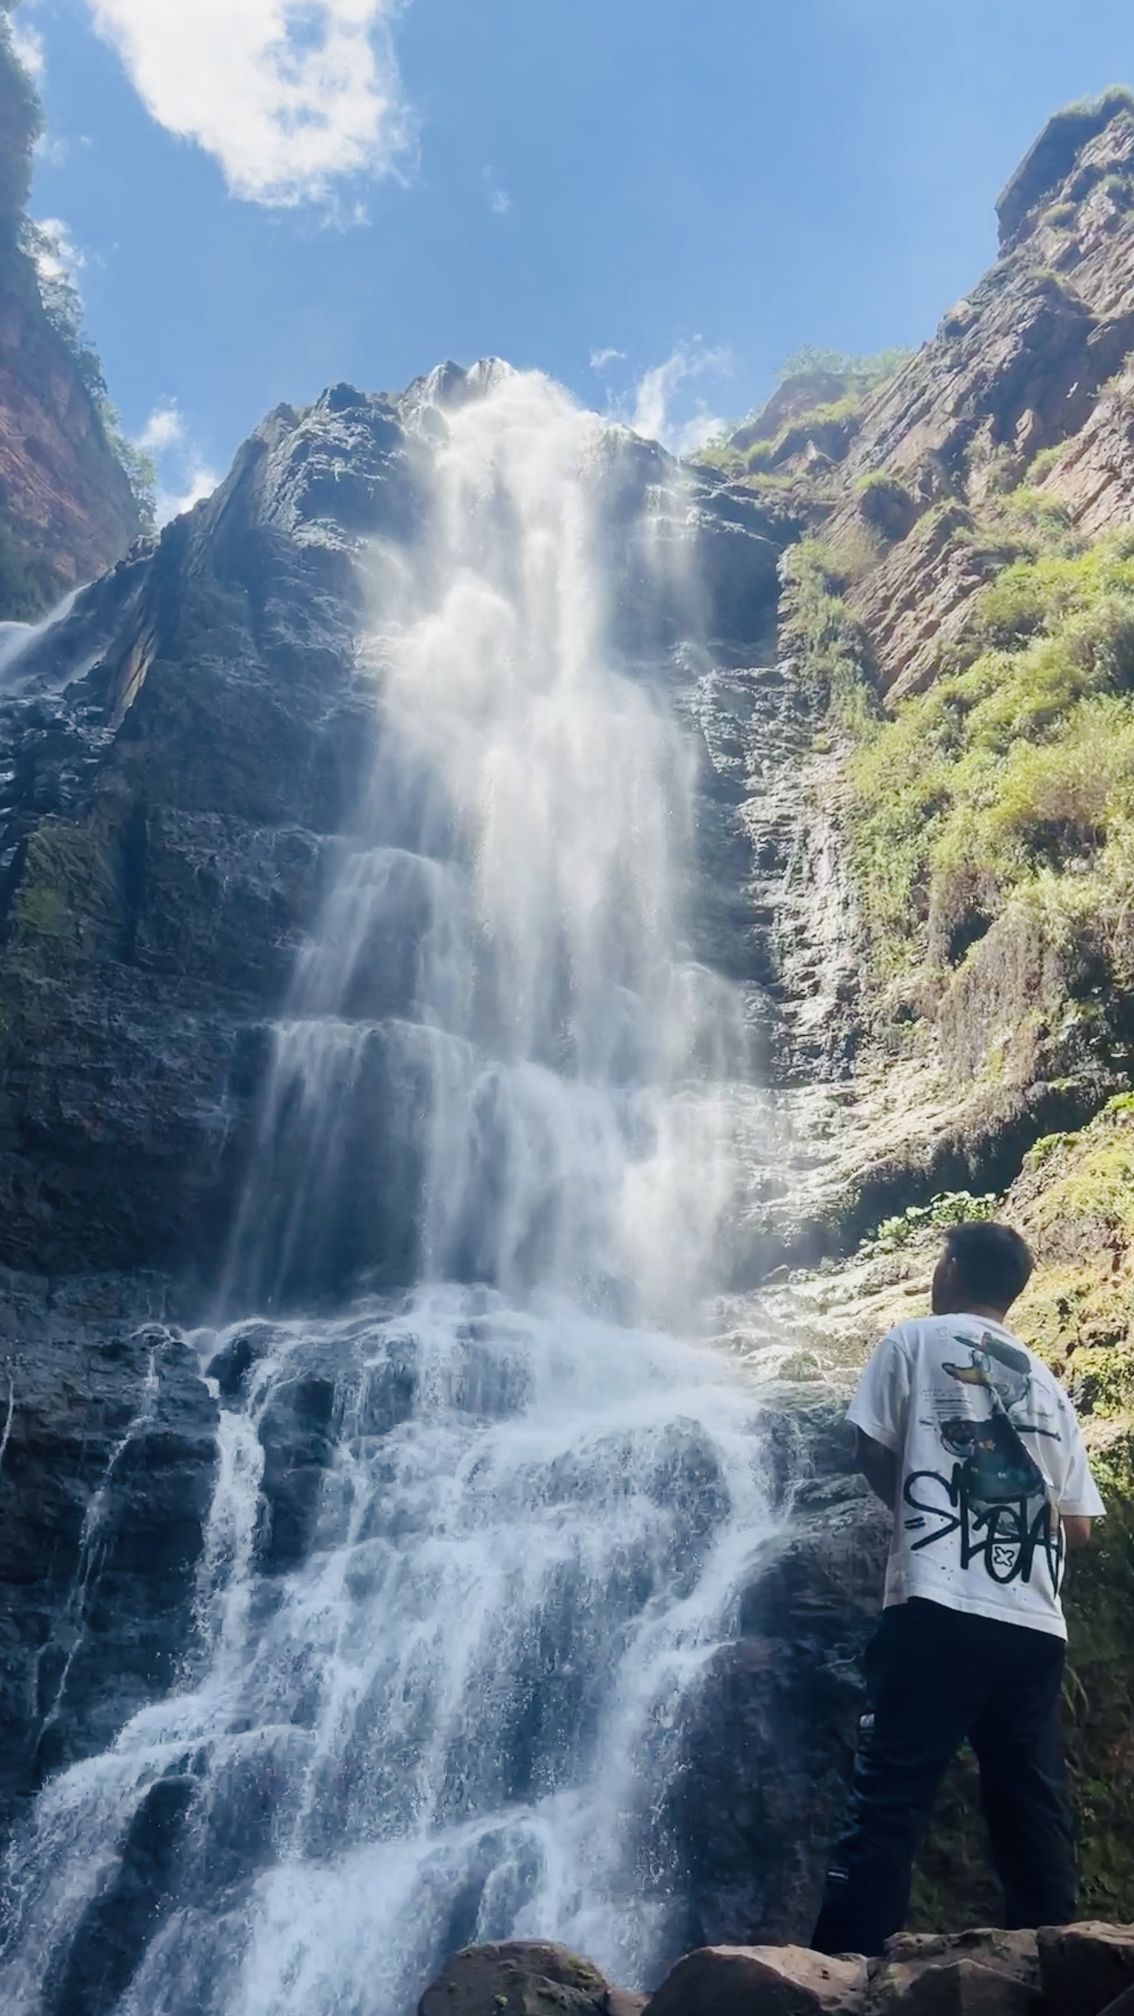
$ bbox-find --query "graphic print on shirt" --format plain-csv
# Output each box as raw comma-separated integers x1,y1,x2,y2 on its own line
902,1331,1065,1590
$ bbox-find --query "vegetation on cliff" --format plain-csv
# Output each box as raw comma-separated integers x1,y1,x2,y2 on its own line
697,348,914,479
849,534,1134,977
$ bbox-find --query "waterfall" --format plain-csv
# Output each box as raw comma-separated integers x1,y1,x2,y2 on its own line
0,587,82,689
0,367,776,2015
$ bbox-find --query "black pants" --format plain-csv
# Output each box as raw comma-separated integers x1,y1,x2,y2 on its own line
812,1598,1076,1957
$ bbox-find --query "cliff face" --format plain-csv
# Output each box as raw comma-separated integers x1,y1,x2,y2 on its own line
708,90,1134,1249
0,21,140,617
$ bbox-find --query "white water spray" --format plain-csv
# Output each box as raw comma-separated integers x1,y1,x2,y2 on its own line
1,367,774,2016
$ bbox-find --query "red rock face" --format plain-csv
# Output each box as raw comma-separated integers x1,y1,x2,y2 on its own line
0,251,140,613
0,28,139,618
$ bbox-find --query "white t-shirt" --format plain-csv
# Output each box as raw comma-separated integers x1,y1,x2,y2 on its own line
848,1313,1105,1640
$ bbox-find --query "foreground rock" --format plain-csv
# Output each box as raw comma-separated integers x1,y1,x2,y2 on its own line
417,1928,1134,2016
647,1944,866,2014
1037,1923,1134,2015
418,1942,615,2016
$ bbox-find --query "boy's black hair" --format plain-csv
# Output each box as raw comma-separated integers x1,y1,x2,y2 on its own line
943,1220,1034,1310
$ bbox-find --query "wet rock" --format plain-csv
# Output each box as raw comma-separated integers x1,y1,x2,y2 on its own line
418,1940,611,2016
670,1468,887,1945
0,1271,217,1839
647,1943,866,2015
1037,1923,1134,2016
255,1371,337,1570
42,1773,198,2016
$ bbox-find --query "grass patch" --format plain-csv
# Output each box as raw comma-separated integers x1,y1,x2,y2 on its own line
778,538,879,736
746,395,863,472
776,345,915,393
847,534,1134,972
1028,443,1066,481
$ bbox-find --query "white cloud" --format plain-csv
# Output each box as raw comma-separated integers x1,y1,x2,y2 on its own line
10,16,46,81
136,399,219,526
138,401,186,453
82,0,414,207
482,167,511,216
627,340,730,455
589,346,625,372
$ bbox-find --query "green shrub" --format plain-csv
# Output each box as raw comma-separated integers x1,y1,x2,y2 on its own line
777,345,914,393
744,469,796,493
848,534,1134,971
993,484,1078,552
872,1191,998,1254
1028,443,1066,481
692,436,746,475
1043,200,1078,229
855,469,910,497
779,538,879,736
1064,85,1134,119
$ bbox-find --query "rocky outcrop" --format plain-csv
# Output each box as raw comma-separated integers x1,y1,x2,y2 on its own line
416,1927,1134,2016
846,101,1134,504
699,90,1134,1277
0,26,139,616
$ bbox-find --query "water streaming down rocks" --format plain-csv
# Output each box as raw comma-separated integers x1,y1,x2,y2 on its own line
0,367,790,2014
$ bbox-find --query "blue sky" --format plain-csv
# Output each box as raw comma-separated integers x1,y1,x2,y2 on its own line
13,0,1134,516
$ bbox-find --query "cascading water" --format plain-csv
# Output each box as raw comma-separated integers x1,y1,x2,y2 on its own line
1,366,777,2015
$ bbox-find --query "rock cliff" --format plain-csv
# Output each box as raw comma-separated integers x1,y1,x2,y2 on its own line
0,16,140,617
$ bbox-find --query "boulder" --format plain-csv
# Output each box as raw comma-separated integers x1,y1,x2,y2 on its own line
872,1929,1040,1998
647,1944,866,2016
867,1957,1040,2014
418,1941,611,2016
1037,1923,1134,2016
1098,1993,1134,2016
